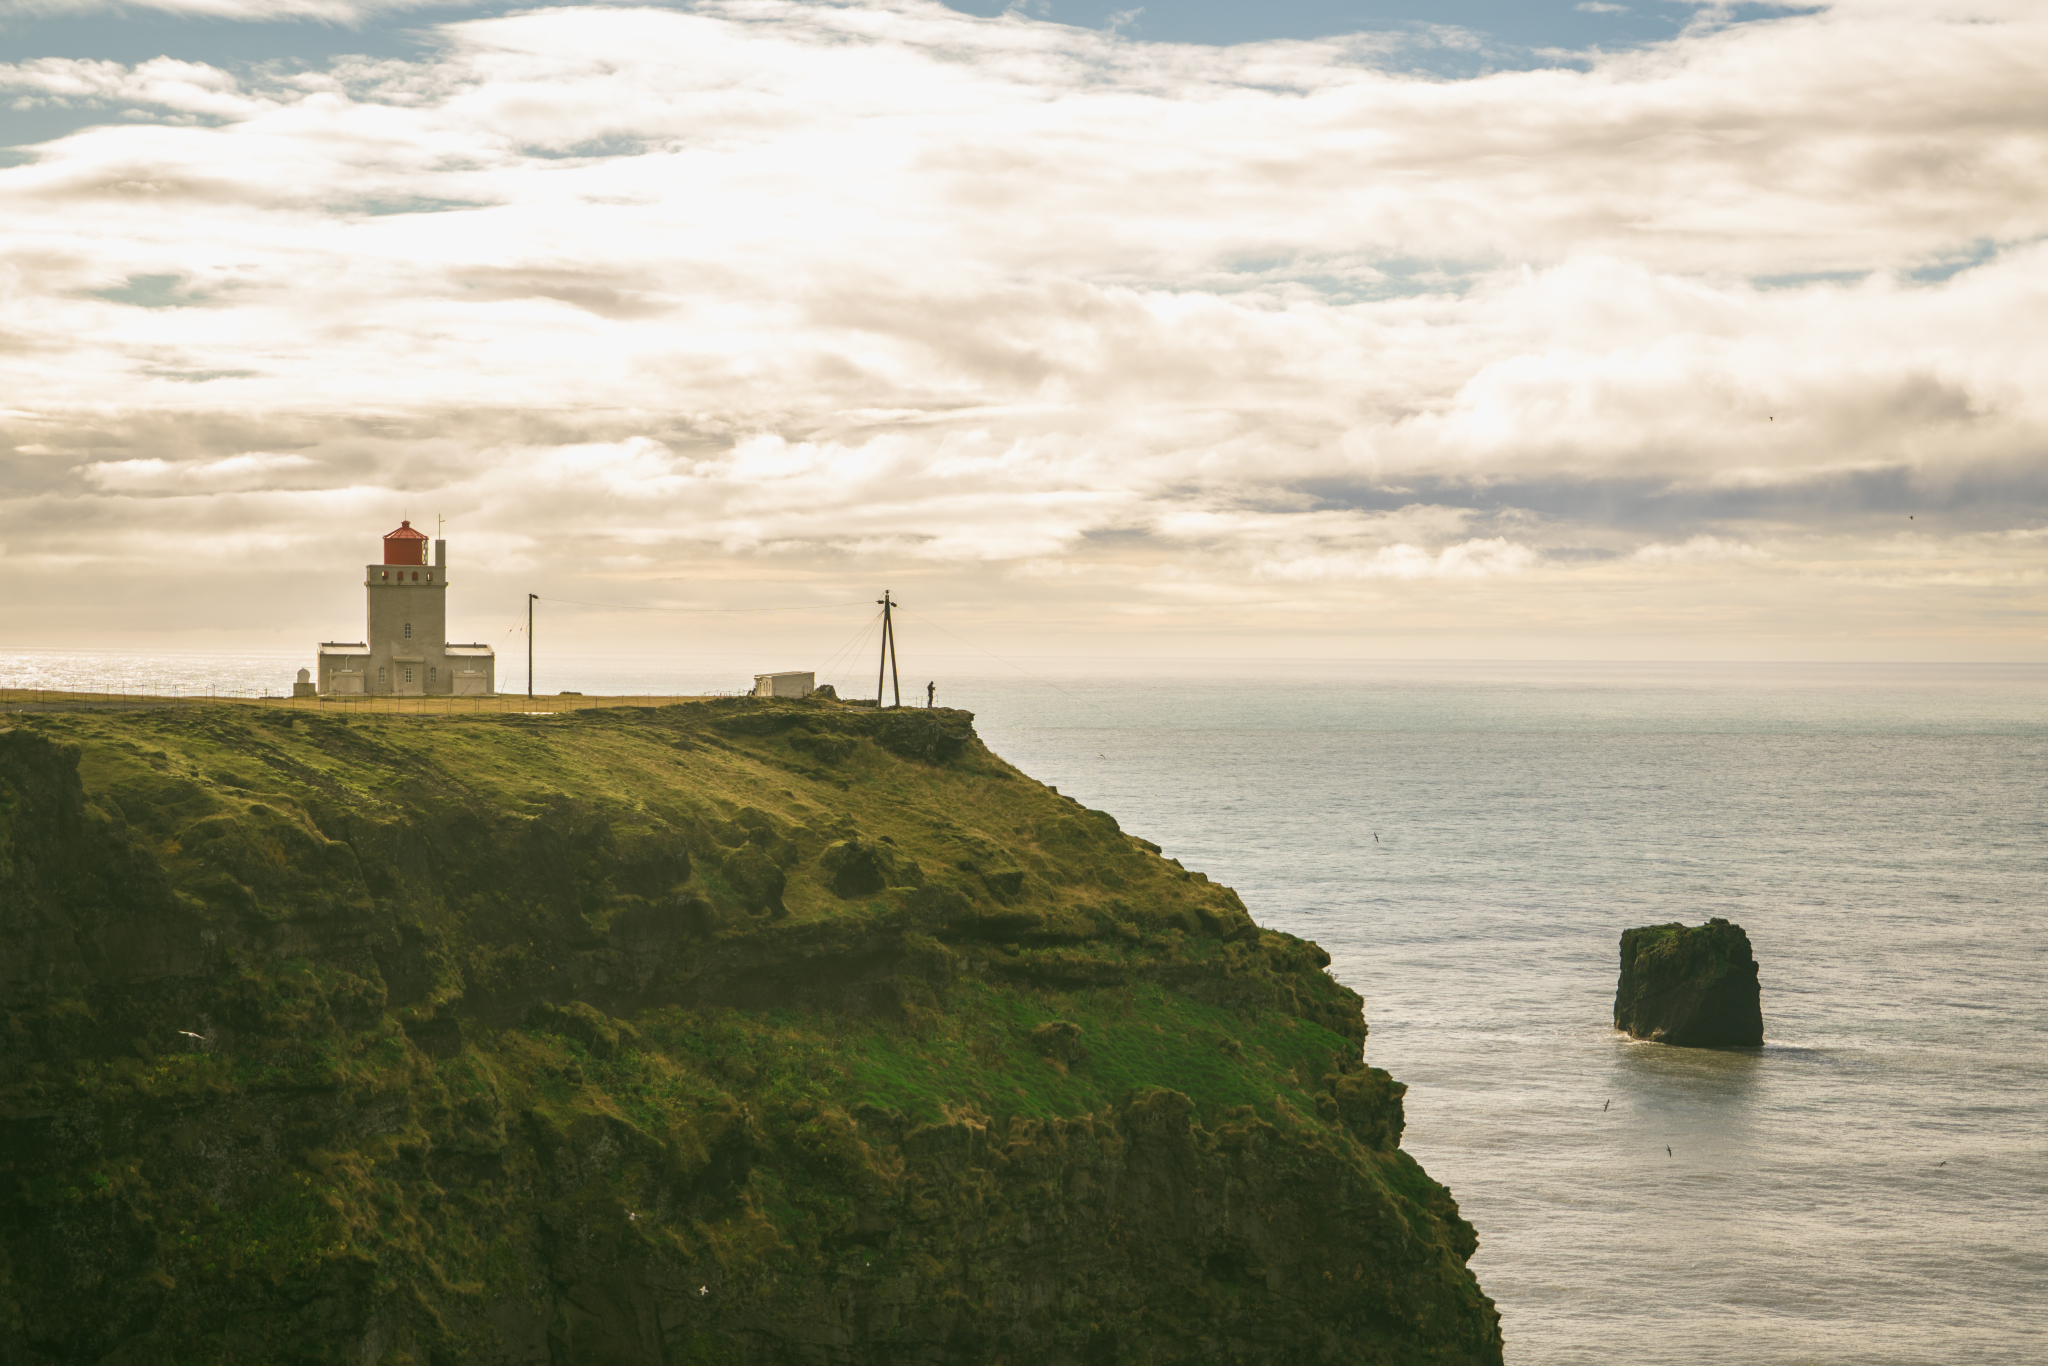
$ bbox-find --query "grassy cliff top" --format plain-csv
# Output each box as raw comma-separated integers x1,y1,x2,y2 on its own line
0,698,1499,1365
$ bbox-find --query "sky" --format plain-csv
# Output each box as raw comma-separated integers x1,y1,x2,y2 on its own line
2,0,2044,669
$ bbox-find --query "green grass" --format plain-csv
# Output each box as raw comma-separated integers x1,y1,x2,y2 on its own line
837,982,1345,1125
0,698,1497,1364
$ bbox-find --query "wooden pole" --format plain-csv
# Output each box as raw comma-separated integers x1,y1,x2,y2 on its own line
875,592,889,706
874,591,902,707
887,603,901,708
527,593,537,699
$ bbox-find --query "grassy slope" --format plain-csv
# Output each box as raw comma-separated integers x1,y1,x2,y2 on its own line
0,700,1500,1365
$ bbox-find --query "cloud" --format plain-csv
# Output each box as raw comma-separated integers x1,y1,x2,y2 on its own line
1,56,272,119
1257,538,1542,582
78,452,327,492
1632,535,1774,564
1,0,2045,655
0,0,469,20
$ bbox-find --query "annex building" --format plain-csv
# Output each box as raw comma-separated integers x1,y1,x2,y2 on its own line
316,521,496,696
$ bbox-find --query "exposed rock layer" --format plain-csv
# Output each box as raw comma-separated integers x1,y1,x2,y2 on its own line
1614,918,1765,1047
0,701,1501,1364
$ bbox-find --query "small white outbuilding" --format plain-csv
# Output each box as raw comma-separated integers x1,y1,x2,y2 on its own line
752,671,815,699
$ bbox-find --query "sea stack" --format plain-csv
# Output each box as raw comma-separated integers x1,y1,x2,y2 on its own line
1614,918,1764,1047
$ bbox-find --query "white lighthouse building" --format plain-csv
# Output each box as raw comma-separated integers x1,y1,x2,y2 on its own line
316,521,495,696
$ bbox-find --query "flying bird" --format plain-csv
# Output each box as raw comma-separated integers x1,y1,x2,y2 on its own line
1373,832,1380,844
1666,1146,1672,1157
1603,1100,1610,1112
177,1030,204,1040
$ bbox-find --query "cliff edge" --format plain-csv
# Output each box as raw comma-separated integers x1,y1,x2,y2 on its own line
0,700,1500,1365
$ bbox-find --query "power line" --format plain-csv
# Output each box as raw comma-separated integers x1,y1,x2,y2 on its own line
885,597,1339,629
534,595,871,614
816,609,883,691
900,607,1123,725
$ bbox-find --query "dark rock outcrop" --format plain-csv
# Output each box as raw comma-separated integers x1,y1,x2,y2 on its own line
1613,918,1764,1047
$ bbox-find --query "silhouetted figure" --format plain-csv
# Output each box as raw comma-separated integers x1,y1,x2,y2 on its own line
926,680,935,708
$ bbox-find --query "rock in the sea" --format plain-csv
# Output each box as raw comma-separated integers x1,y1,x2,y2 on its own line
1614,918,1764,1046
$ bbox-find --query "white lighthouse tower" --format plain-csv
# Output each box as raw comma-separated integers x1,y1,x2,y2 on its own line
316,521,495,696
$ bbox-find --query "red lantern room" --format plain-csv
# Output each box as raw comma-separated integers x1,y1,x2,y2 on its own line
383,520,430,566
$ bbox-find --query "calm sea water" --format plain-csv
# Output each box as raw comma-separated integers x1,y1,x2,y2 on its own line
7,650,2044,1364
956,661,2048,1366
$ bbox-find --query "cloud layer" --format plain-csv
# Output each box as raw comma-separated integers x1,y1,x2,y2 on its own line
0,0,464,19
2,0,2044,658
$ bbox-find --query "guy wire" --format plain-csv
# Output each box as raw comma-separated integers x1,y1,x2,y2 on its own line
901,607,1123,726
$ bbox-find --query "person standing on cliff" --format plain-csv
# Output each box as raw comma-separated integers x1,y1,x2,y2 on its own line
926,680,935,708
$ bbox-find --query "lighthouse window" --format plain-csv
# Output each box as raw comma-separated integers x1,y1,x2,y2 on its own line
404,622,412,639
429,666,438,684
405,667,413,683
377,666,385,685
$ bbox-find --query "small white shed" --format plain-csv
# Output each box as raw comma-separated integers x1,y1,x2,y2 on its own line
752,671,816,699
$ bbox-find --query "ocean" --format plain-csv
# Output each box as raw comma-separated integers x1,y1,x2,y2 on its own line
6,650,2044,1364
958,661,2048,1366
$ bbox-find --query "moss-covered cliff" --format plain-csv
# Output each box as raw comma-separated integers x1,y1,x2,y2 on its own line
0,699,1500,1365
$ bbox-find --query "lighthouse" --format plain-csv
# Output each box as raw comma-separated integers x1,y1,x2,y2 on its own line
315,521,496,696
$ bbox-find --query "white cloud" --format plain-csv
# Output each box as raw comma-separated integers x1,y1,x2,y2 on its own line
3,56,270,119
1,1,2045,655
1633,535,1775,564
0,0,468,20
79,452,327,492
1257,538,1543,582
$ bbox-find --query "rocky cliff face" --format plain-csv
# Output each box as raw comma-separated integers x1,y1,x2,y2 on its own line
0,701,1501,1365
1613,919,1764,1048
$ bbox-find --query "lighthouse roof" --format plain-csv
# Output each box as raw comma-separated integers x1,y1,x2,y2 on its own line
385,520,428,540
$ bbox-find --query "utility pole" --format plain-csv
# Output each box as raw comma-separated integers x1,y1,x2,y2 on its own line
875,591,901,708
527,593,537,699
